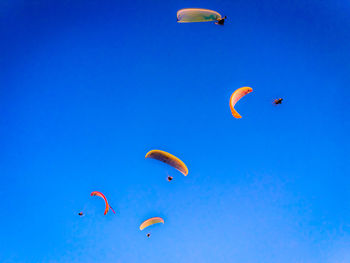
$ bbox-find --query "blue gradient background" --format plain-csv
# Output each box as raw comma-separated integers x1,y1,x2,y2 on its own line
0,0,349,262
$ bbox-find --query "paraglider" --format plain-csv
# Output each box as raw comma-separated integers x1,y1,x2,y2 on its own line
273,98,283,105
145,150,188,176
177,8,226,25
140,217,164,237
90,191,116,215
229,87,253,118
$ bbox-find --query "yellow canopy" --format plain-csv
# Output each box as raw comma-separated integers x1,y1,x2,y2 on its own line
177,8,222,23
140,217,164,231
145,150,188,176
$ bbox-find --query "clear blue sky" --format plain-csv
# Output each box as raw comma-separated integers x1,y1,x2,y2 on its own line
1,0,349,262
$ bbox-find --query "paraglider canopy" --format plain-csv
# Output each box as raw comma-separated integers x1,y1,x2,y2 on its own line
145,150,188,176
140,217,165,231
177,8,223,23
90,191,116,215
229,87,253,119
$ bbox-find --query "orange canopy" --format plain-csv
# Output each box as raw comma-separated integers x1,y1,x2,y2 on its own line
229,87,253,118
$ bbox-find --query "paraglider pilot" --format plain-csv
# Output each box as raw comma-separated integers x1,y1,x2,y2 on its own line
274,98,283,105
215,16,227,25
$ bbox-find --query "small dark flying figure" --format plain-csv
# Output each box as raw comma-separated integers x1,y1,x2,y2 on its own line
215,16,227,25
273,98,283,105
167,176,173,182
78,212,84,216
147,233,151,238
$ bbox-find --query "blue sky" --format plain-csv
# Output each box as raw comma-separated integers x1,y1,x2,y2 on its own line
0,0,349,262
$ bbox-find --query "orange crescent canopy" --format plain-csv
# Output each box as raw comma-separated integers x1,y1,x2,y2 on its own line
90,191,115,215
139,217,164,231
229,87,253,118
145,150,188,176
